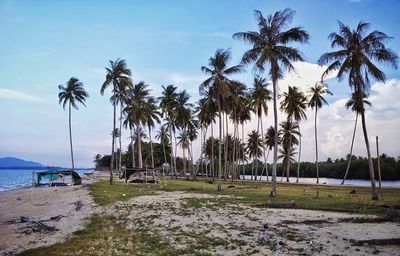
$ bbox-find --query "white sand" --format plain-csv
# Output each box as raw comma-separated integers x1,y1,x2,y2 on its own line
102,191,400,256
0,175,98,255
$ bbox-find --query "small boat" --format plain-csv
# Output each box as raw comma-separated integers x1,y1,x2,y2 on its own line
33,169,82,187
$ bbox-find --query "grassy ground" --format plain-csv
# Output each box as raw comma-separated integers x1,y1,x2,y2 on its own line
18,178,400,255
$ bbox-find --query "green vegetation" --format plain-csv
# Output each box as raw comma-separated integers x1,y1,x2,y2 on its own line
91,178,400,214
17,178,400,255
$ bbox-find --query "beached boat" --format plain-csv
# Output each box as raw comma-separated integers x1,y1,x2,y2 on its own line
33,169,82,187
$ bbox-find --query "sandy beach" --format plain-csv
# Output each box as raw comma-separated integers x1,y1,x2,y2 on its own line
1,176,399,255
0,175,99,255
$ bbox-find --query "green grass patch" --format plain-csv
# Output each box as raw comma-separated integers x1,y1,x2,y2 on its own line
89,179,156,205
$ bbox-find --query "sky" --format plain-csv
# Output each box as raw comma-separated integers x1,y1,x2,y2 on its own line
0,0,399,167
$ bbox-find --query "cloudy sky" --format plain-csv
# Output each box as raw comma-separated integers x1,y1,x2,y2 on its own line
0,0,399,167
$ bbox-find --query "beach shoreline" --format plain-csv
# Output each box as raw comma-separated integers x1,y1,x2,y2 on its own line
0,174,99,255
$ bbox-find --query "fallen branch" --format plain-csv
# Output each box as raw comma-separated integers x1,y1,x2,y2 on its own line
20,216,59,232
350,238,400,246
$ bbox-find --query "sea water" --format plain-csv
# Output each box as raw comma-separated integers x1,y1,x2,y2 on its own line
0,169,88,192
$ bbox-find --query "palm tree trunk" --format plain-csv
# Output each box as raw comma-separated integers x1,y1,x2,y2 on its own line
360,111,378,200
130,128,135,168
217,93,222,191
315,107,319,184
296,126,302,183
211,123,215,181
342,114,358,184
149,127,154,169
137,123,143,168
169,120,175,178
260,116,268,181
251,159,255,180
119,103,123,175
68,102,75,172
174,132,178,176
224,112,229,180
110,100,116,185
242,124,245,179
270,74,278,197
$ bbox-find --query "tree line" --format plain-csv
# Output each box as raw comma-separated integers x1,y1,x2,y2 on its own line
58,8,398,200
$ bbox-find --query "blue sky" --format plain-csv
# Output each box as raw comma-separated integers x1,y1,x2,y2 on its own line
0,0,399,167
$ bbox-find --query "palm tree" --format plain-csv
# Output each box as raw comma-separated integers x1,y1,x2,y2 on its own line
200,49,243,191
308,81,332,184
249,76,271,181
101,58,132,184
234,9,309,197
177,130,190,174
94,154,102,169
144,97,161,169
159,85,179,177
246,130,264,180
318,21,398,200
342,91,371,184
280,85,307,182
58,77,89,172
155,124,170,168
278,120,300,181
124,82,150,168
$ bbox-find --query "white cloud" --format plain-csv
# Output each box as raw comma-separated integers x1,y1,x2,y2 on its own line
0,88,48,103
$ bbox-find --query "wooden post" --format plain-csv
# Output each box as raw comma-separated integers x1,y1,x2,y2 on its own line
376,136,382,190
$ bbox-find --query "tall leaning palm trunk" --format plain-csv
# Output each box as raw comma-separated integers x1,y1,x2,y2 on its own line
136,123,143,168
319,21,398,199
342,114,358,184
68,102,75,171
314,107,319,183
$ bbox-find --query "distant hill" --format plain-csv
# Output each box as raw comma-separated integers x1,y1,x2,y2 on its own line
0,157,44,168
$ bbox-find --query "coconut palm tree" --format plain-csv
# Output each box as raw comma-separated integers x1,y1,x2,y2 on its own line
246,130,264,180
155,124,170,168
200,48,243,191
249,76,272,180
144,97,161,169
124,81,150,168
280,85,307,182
308,81,332,184
278,120,300,181
58,77,89,172
318,21,398,200
101,58,132,184
342,91,371,184
234,9,309,197
177,130,190,174
159,85,179,177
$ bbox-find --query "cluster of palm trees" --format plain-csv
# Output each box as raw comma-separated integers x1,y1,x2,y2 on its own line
58,8,397,201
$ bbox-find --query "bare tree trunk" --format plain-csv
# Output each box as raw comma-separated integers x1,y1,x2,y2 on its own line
296,126,302,183
270,73,278,197
360,111,378,200
68,103,75,172
224,112,229,180
342,114,358,184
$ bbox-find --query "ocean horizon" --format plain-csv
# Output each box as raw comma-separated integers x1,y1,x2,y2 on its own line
0,169,89,192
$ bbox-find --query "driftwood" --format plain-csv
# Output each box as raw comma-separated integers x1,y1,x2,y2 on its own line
350,238,400,246
20,216,59,232
74,200,83,211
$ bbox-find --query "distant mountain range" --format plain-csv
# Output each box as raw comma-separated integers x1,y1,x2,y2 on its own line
0,157,44,168
0,157,92,170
